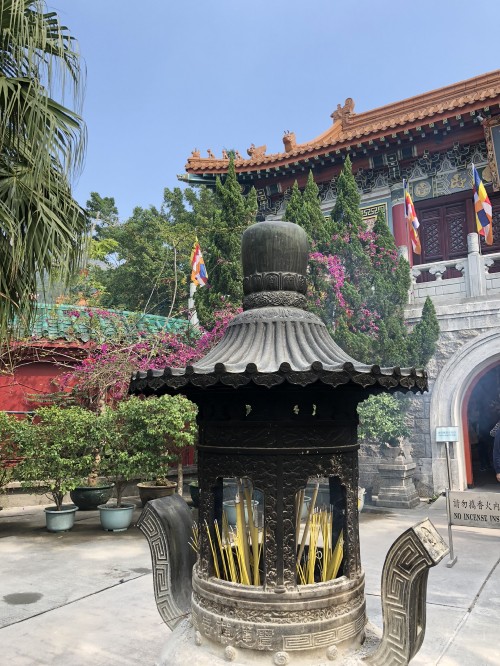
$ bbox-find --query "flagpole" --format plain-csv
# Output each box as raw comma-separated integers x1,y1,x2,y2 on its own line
472,162,483,255
188,281,199,328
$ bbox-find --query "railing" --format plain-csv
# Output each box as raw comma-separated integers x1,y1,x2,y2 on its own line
403,234,500,305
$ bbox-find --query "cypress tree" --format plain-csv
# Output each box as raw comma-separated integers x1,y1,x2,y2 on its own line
408,297,440,366
328,157,373,352
302,171,332,248
331,156,365,237
326,157,438,367
283,181,304,226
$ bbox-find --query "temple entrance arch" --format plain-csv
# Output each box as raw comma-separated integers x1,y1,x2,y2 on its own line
430,331,500,492
464,364,500,486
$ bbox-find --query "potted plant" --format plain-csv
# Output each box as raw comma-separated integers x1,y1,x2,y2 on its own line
98,395,196,530
358,393,411,457
15,406,103,531
135,394,197,507
68,435,114,510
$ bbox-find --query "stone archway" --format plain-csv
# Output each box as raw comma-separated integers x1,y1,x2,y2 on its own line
430,330,500,492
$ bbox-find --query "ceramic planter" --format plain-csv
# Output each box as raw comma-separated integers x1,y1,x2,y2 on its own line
189,482,199,508
222,499,259,526
137,481,177,508
44,504,78,532
98,503,135,532
70,484,115,510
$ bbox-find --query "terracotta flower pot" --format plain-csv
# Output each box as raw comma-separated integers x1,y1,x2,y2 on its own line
137,481,177,507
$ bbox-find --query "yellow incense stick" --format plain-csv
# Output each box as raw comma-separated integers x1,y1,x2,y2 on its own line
297,482,319,565
214,519,229,581
205,520,220,579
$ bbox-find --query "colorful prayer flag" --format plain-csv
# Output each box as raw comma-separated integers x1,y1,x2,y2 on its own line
403,179,421,255
472,164,493,245
190,239,208,287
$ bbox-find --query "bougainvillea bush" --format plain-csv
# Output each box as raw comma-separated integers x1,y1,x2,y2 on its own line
57,305,240,410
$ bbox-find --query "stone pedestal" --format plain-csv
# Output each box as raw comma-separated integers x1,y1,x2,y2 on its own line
375,457,420,509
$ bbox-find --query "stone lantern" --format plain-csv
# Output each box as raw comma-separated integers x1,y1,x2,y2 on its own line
131,220,447,665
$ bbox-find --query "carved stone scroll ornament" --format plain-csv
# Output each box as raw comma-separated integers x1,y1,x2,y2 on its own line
243,291,308,310
137,494,196,630
363,519,449,666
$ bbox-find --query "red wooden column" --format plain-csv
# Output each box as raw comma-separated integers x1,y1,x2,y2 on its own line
390,184,412,266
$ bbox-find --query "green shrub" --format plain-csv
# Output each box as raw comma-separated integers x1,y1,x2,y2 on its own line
15,407,104,510
357,394,410,447
100,395,197,506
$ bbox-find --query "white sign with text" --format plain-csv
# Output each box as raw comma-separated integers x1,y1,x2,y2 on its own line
436,427,459,442
449,491,500,529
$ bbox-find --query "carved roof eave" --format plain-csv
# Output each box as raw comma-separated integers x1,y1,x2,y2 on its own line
130,307,428,395
185,70,500,175
130,361,427,394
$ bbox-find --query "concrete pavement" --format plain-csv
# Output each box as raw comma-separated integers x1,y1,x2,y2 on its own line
1,496,499,665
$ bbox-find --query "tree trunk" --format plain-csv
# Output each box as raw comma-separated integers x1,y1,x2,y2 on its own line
177,461,183,497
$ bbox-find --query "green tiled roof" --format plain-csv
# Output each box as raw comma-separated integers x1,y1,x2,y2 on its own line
20,304,188,344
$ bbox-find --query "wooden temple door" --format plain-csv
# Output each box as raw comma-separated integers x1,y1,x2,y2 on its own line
419,201,468,263
414,196,471,279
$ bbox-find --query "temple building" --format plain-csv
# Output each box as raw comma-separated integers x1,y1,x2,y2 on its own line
180,70,500,499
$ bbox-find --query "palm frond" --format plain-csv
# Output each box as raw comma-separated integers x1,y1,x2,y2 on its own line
0,0,86,337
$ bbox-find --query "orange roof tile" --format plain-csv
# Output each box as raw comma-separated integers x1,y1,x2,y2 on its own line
185,70,500,174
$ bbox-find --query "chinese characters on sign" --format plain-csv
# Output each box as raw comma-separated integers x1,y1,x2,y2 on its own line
436,427,459,442
449,491,500,529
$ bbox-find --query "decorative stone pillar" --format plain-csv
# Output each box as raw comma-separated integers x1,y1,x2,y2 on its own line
466,232,487,297
375,444,420,509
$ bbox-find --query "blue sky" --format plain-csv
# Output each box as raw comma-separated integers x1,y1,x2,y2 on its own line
54,0,500,221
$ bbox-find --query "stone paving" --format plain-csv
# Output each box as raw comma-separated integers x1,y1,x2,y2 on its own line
0,496,499,665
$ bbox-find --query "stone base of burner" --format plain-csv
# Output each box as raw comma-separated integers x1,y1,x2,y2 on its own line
157,618,382,665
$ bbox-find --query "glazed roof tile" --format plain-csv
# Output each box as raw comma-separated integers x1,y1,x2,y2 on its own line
16,304,187,344
185,70,500,174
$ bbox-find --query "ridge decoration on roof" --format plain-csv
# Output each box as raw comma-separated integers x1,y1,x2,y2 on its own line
184,70,500,174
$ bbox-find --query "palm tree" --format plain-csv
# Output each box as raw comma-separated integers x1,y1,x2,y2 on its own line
0,0,87,336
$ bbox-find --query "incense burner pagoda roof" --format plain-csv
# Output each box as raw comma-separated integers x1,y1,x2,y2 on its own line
130,306,427,393
184,70,500,175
